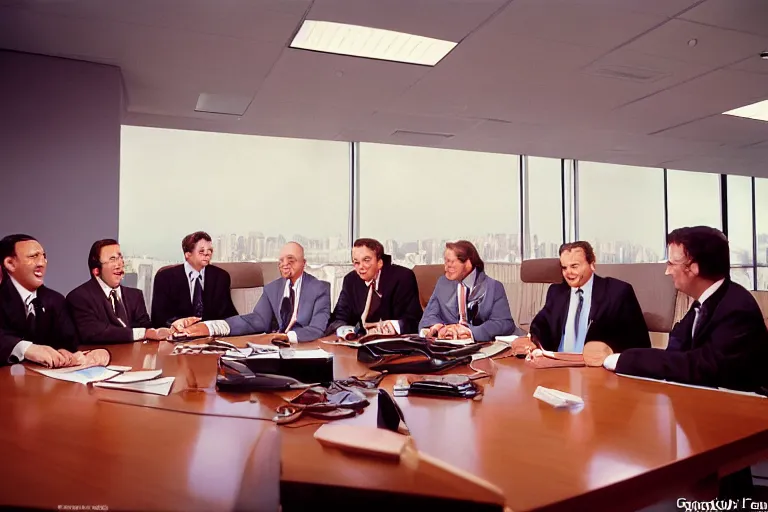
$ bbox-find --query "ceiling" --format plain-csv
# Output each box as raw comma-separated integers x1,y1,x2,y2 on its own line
2,0,768,176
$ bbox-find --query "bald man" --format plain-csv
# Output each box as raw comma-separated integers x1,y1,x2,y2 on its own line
176,242,331,342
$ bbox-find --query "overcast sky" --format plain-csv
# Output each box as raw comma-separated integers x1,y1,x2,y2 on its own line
120,126,766,262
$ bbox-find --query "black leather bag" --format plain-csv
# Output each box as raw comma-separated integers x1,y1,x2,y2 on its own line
357,337,482,374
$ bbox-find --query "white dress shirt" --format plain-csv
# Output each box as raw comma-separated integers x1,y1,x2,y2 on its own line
183,261,205,302
96,277,145,341
205,274,304,342
9,276,36,362
558,274,594,353
604,278,726,371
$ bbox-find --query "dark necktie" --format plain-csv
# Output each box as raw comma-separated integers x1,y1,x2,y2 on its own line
110,289,129,325
192,273,204,318
280,281,295,332
368,282,382,321
691,300,702,338
573,288,584,341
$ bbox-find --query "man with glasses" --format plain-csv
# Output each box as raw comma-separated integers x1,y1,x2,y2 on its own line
176,242,330,342
67,239,169,344
602,226,768,392
151,231,237,329
0,234,78,367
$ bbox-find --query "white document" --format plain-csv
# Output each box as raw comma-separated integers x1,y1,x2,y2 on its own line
245,345,280,359
533,386,584,408
34,366,120,385
106,370,163,384
495,335,519,343
434,338,474,346
94,377,176,396
472,341,512,360
282,348,332,359
617,373,767,399
106,365,132,372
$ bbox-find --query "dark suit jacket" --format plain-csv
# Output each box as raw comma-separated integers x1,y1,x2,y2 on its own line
67,278,152,344
151,264,238,328
0,278,78,364
616,279,768,392
327,256,423,335
530,275,651,352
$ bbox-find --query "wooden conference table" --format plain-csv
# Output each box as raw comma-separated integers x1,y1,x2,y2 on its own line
1,335,768,512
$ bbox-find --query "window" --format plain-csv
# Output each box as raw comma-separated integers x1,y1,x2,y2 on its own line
577,162,665,263
119,126,351,303
756,178,768,290
666,169,721,231
726,175,755,290
358,143,521,266
524,156,563,259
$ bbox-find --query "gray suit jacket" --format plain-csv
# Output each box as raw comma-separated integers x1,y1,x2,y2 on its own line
225,273,330,342
418,271,516,342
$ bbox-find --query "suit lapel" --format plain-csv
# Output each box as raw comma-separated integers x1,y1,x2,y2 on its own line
295,274,313,326
587,275,606,328
1,279,28,329
691,280,729,346
91,278,122,327
552,283,570,339
179,265,193,309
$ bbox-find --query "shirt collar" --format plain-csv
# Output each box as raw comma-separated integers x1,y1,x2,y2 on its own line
96,276,119,298
285,273,303,294
571,273,595,295
365,269,381,290
10,276,36,306
184,261,205,281
697,278,725,306
461,268,477,290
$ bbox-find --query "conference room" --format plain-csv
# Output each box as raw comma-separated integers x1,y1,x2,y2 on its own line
2,1,768,511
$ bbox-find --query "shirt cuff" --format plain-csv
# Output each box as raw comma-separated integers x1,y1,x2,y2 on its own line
603,353,620,371
10,340,33,363
204,320,231,337
133,328,146,341
336,325,355,338
287,331,298,343
391,320,401,334
419,327,430,338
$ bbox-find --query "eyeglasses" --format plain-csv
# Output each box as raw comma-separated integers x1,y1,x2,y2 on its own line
665,259,691,269
101,254,124,265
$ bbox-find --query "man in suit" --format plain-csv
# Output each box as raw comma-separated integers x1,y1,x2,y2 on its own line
602,226,768,393
67,239,170,344
0,234,78,367
151,231,238,329
419,240,516,342
527,241,651,353
179,242,330,342
327,238,423,337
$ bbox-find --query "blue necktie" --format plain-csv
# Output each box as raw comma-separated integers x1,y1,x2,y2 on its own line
573,288,584,343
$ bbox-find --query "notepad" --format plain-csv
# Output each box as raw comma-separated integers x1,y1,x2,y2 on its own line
105,370,163,384
94,376,175,396
33,366,119,385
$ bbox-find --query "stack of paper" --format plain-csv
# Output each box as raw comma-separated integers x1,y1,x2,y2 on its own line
33,366,119,385
533,386,584,408
94,376,175,396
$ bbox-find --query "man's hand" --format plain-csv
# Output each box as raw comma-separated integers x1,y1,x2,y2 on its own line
174,323,211,339
380,320,397,335
454,324,473,340
146,328,172,341
511,336,537,356
426,323,444,338
25,344,67,368
171,317,201,334
55,348,77,367
583,341,613,367
437,324,473,340
363,322,382,335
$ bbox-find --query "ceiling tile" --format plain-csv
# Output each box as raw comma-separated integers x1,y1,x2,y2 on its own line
679,0,768,37
253,48,429,110
563,0,702,17
482,0,667,51
621,18,768,68
653,115,768,146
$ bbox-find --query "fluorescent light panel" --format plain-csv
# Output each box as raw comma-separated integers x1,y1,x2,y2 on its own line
723,99,768,123
290,20,457,66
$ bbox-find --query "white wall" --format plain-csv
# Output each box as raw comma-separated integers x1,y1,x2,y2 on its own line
0,51,122,294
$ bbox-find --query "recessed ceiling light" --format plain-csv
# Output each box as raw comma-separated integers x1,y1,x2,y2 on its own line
687,38,698,47
761,51,768,60
289,20,457,66
723,99,768,123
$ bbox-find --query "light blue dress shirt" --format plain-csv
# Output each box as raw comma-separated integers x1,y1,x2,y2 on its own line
558,274,594,353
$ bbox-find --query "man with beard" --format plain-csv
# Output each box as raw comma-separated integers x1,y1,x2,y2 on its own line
0,234,79,366
67,239,170,344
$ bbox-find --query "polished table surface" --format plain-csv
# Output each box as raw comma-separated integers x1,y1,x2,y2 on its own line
2,336,768,511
